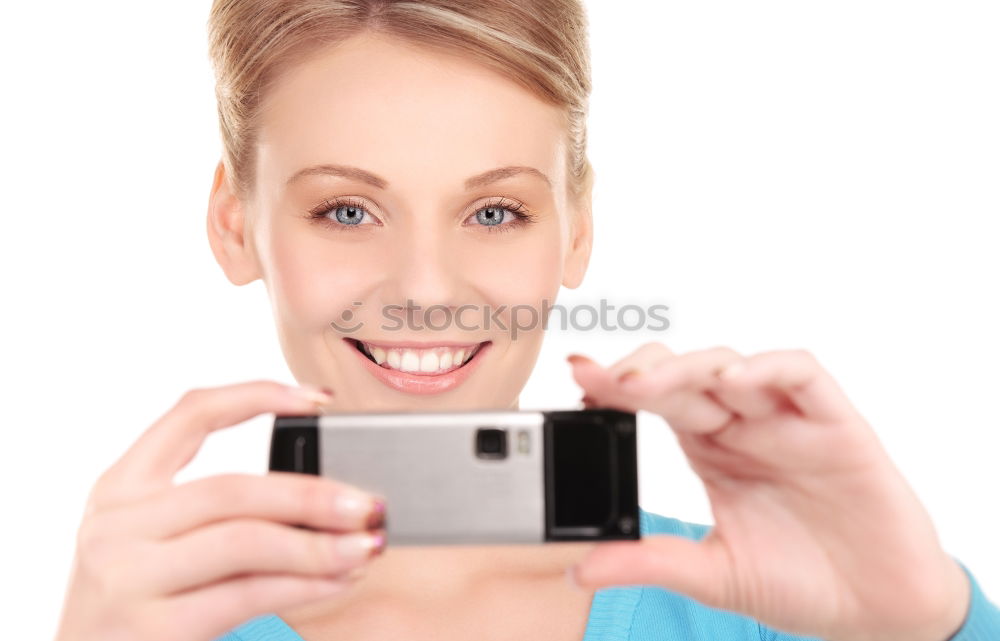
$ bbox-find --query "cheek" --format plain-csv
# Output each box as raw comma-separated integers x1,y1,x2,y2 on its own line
265,225,378,332
461,227,565,338
476,230,564,302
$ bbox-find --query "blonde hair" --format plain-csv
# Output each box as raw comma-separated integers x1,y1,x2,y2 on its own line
207,0,593,203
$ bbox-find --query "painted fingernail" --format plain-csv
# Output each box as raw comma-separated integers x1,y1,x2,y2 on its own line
718,362,746,379
369,530,387,557
335,531,382,561
567,354,596,366
366,497,387,530
292,384,334,405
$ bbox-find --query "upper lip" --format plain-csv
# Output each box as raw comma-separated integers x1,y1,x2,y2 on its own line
349,338,490,349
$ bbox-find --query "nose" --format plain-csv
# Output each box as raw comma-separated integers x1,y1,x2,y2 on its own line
379,221,466,316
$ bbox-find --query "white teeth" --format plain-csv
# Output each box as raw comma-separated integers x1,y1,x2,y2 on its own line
419,351,439,372
359,341,484,374
400,350,421,372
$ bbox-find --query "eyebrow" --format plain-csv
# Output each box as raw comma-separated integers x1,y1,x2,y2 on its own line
285,164,552,191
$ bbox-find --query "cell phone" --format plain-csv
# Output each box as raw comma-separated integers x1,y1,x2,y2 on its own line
269,408,640,545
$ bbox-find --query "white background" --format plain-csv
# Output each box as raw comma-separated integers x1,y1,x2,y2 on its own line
1,1,997,637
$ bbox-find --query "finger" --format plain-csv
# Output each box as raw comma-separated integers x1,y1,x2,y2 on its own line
577,363,731,433
708,357,789,420
604,341,676,380
615,346,743,395
97,381,333,503
167,573,353,640
567,342,675,396
103,472,386,540
570,533,729,610
616,347,744,432
719,349,858,423
147,518,385,595
591,347,743,433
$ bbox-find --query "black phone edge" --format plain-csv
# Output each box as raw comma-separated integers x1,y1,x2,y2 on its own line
542,409,640,542
270,415,319,475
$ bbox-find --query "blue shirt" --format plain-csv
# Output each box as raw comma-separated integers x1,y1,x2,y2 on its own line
214,508,1000,640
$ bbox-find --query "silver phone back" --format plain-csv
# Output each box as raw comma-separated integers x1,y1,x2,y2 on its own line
317,410,546,545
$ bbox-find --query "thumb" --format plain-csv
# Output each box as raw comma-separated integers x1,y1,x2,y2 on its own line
570,533,729,608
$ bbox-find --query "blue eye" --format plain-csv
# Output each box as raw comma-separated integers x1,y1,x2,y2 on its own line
469,199,536,233
308,197,379,229
475,205,510,226
333,204,366,225
307,196,536,234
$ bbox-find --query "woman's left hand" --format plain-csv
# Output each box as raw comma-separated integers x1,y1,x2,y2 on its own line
566,343,971,641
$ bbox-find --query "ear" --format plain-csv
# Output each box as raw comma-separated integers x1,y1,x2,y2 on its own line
561,185,593,289
206,160,262,286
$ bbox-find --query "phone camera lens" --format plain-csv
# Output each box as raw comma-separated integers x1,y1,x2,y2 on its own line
475,427,508,459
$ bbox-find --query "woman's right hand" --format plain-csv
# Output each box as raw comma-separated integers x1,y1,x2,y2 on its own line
53,380,386,641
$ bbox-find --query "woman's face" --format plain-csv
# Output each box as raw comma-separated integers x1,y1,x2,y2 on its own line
208,31,592,412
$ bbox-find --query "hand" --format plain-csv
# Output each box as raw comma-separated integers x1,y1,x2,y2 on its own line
53,380,387,641
566,343,971,641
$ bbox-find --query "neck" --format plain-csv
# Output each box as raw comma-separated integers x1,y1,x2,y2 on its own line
357,541,592,601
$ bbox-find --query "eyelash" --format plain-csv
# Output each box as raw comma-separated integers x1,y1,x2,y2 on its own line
306,196,537,234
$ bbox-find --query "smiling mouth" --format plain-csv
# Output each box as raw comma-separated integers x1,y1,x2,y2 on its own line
349,338,490,376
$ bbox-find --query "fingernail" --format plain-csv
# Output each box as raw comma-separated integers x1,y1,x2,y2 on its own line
369,530,387,557
616,368,642,385
718,361,746,380
292,384,334,405
333,491,375,520
567,354,596,366
336,531,383,561
366,497,387,530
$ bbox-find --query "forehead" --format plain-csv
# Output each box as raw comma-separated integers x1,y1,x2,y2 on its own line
255,32,567,191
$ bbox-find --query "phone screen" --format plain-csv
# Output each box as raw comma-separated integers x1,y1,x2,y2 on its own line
552,422,616,527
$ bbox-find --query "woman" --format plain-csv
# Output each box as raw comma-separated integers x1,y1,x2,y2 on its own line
53,1,999,640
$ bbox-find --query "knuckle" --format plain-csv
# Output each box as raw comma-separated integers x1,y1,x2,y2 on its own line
202,474,253,510
233,575,272,612
75,534,132,600
76,515,117,565
227,519,273,555
789,348,819,367
75,517,98,552
670,393,697,421
298,479,334,527
708,345,741,359
309,531,343,573
206,519,269,569
639,340,670,355
176,387,208,411
95,557,131,598
85,475,112,511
